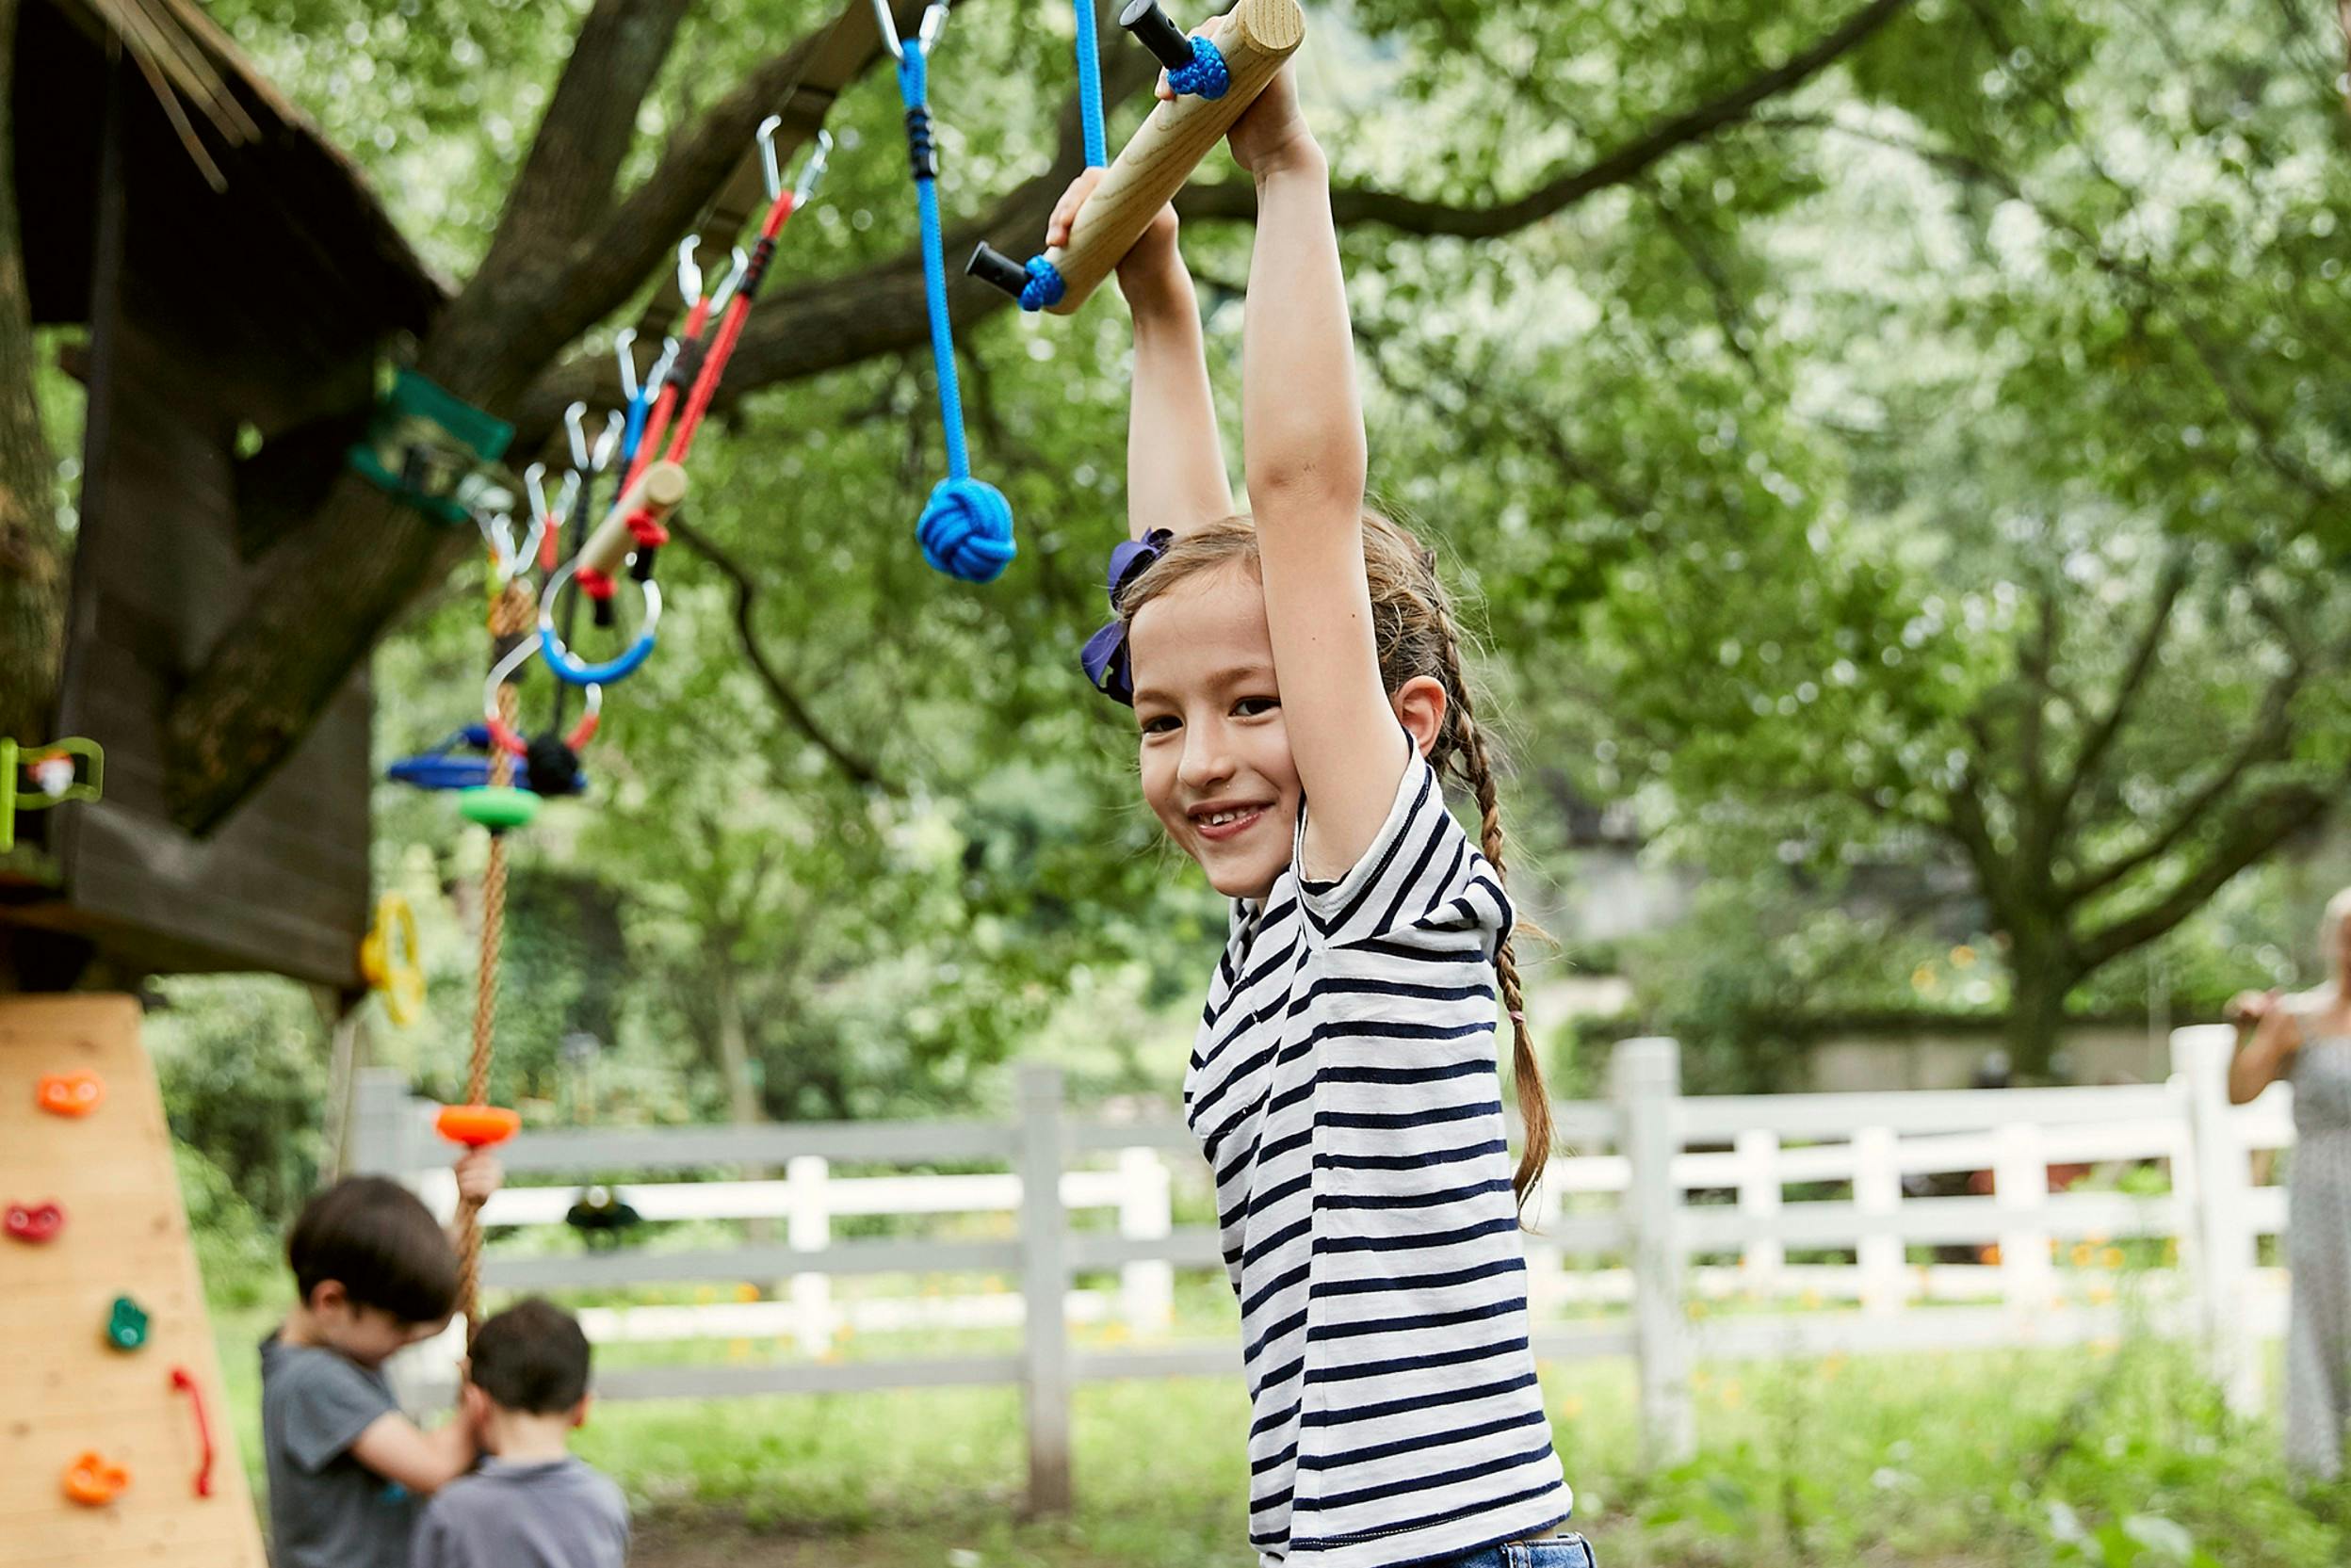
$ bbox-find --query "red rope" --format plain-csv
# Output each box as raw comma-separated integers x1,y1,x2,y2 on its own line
621,295,716,497
668,193,796,464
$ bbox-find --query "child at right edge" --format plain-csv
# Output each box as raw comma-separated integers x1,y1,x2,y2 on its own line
1046,59,1593,1568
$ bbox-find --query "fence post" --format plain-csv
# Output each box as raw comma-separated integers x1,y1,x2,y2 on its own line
1854,1127,1905,1315
348,1068,421,1178
1735,1128,1783,1301
1614,1036,1692,1465
1018,1064,1074,1513
1993,1123,2055,1330
2175,1025,2260,1415
1118,1147,1175,1336
786,1155,833,1356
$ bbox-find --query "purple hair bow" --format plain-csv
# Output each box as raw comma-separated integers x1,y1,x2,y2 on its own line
1079,528,1174,705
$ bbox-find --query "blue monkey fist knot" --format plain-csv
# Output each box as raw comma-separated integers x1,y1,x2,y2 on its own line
918,477,1016,582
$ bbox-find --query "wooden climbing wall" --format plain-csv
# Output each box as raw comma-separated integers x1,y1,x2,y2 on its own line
0,994,266,1567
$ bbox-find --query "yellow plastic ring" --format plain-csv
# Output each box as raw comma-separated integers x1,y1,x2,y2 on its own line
359,895,425,1026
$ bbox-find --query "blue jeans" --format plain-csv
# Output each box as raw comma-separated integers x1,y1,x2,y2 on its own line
1416,1536,1597,1568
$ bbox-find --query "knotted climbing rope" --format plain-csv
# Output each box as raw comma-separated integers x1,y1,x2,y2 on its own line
884,1,1016,583
454,577,533,1334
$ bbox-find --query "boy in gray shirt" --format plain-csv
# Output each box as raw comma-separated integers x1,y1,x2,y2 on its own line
410,1297,630,1568
264,1169,499,1568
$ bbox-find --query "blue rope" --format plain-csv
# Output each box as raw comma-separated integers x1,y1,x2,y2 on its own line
900,47,1015,583
620,391,651,468
1006,17,1215,315
1074,0,1107,170
1168,34,1229,99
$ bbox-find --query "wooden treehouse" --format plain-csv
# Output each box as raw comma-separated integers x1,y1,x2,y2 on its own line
4,3,442,1558
7,0,439,993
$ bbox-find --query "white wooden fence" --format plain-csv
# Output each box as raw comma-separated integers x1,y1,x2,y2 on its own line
351,1026,2292,1508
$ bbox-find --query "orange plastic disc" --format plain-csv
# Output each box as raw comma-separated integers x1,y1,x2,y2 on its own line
434,1104,521,1148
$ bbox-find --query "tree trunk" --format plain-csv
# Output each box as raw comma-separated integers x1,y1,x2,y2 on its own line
710,957,779,1277
0,0,68,747
2002,936,2080,1082
712,959,763,1126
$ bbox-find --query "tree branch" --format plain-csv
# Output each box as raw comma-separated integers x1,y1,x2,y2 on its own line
2015,580,2059,847
1176,0,1921,236
498,0,694,251
2075,780,2334,970
541,0,939,369
2057,651,2308,908
2048,544,2190,832
664,512,895,793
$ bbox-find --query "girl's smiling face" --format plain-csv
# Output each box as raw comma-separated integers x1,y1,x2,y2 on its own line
1127,563,1302,901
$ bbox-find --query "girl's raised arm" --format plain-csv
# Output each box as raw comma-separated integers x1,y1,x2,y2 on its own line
1049,170,1235,542
1235,71,1397,877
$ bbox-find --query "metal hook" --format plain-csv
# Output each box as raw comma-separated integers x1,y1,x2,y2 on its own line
564,403,592,470
872,0,947,59
479,509,518,576
707,247,752,315
615,328,640,402
869,0,905,58
523,462,551,525
643,337,683,401
795,129,835,206
757,115,785,202
591,411,624,474
676,236,704,308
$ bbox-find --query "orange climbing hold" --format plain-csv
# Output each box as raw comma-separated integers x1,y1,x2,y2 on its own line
63,1451,130,1507
435,1104,520,1148
37,1070,105,1117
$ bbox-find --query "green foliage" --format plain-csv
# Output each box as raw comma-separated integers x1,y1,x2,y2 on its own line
161,0,2351,1104
150,977,328,1227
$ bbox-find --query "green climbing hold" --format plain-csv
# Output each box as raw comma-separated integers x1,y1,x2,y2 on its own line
105,1296,149,1352
460,786,541,832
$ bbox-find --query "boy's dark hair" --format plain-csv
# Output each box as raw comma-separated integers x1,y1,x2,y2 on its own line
287,1175,461,1323
468,1297,592,1414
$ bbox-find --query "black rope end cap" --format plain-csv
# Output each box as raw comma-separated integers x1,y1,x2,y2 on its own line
967,243,1030,298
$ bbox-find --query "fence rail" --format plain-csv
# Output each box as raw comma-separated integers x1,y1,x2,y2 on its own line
352,1025,2290,1509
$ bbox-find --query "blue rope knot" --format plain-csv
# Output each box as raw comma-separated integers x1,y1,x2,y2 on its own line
1167,35,1230,99
1019,256,1067,313
918,477,1017,583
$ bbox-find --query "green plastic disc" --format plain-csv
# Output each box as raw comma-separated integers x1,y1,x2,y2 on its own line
460,786,541,832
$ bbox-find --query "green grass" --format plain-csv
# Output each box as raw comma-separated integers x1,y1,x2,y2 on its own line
214,1293,2343,1568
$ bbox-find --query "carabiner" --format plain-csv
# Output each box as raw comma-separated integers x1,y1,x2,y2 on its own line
871,0,949,59
707,248,752,315
796,128,835,206
564,402,593,471
484,635,603,753
614,328,640,402
758,114,786,201
643,338,682,402
590,410,625,474
539,558,662,687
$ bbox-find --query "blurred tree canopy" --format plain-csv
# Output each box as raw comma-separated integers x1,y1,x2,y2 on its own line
9,0,2351,1096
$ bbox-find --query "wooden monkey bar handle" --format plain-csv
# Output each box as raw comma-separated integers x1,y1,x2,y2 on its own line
573,461,689,583
1031,0,1305,315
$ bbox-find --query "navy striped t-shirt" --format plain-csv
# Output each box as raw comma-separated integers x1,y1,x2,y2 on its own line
1184,745,1570,1568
